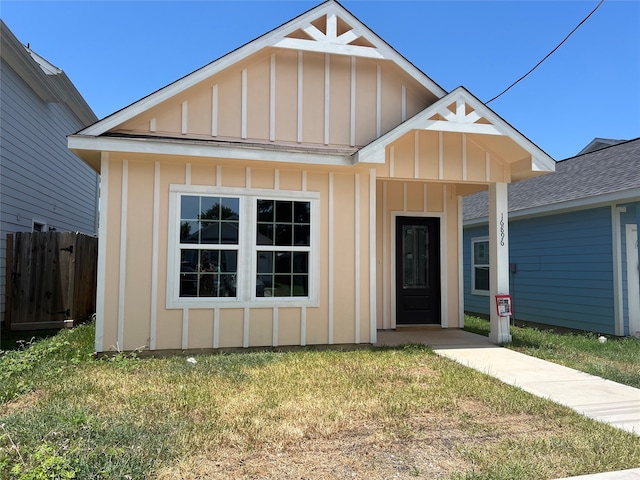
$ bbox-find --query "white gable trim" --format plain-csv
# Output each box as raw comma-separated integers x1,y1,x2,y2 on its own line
79,1,445,137
353,87,555,173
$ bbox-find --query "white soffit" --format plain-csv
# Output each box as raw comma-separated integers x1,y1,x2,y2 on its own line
79,0,446,137
353,86,555,173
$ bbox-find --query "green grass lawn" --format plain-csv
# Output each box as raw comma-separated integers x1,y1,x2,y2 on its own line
463,315,640,389
1,322,639,479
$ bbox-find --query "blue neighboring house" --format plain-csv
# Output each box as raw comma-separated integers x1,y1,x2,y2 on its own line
463,138,640,337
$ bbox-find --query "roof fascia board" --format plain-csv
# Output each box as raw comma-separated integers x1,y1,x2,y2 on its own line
354,87,555,172
68,135,354,166
80,0,445,137
464,188,640,227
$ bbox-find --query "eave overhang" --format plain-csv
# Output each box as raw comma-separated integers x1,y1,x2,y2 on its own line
68,134,357,173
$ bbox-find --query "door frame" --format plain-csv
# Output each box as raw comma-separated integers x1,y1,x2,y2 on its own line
391,211,447,328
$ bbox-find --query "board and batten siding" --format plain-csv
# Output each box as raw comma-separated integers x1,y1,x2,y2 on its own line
464,207,617,334
0,59,99,317
99,154,374,352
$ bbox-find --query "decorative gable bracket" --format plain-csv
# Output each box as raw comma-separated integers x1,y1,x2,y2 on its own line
275,12,383,58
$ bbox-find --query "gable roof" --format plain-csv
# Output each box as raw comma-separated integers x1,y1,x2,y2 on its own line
577,137,627,155
354,86,555,176
464,137,640,223
0,20,96,126
77,0,446,137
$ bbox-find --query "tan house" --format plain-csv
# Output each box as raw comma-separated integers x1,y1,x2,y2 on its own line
69,1,555,353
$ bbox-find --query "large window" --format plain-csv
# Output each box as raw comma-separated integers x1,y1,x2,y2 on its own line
471,237,489,295
168,186,318,308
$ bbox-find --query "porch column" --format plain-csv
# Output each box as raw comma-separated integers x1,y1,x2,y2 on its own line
488,182,512,344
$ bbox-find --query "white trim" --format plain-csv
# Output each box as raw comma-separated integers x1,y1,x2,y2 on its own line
243,307,249,348
272,307,279,347
31,218,47,232
117,159,128,349
612,206,625,336
241,69,248,139
150,118,156,133
270,55,275,142
369,169,377,343
458,195,464,327
389,146,395,178
328,172,334,344
213,308,220,348
382,181,388,329
324,53,330,146
390,210,446,328
350,56,356,147
414,131,419,178
485,152,490,182
441,186,448,327
182,308,188,349
150,162,160,350
462,133,468,181
181,101,188,135
376,65,381,138
438,131,443,180
355,173,361,344
401,85,406,122
297,51,303,143
626,224,640,336
471,236,490,296
95,152,109,352
212,84,218,137
69,135,354,167
300,306,307,346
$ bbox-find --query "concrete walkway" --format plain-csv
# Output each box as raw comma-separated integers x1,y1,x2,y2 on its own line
376,329,640,479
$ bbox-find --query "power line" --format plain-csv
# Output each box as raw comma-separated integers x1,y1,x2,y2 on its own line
486,0,604,105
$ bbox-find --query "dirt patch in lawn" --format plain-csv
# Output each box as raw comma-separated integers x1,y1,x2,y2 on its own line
156,407,551,480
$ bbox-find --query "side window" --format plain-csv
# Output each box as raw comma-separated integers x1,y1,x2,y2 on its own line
256,199,310,297
472,238,489,295
178,195,239,298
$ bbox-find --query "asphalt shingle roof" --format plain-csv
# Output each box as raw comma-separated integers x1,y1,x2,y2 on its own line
463,138,640,221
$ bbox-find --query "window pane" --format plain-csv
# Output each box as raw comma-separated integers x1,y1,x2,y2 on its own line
276,200,292,223
292,275,308,296
200,221,220,244
200,196,220,219
275,224,293,246
180,274,198,297
274,251,292,274
181,196,200,220
257,251,274,274
257,224,274,245
474,241,489,264
474,266,489,291
293,252,308,273
294,225,310,246
220,221,239,244
221,197,239,219
180,221,199,243
257,199,274,222
294,201,310,223
274,275,292,296
180,248,237,298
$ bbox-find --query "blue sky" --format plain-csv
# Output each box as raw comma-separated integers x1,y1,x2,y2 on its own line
2,0,639,160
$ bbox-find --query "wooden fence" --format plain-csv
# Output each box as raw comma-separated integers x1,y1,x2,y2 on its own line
5,232,98,330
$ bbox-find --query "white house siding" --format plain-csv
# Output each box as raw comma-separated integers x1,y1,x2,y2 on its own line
0,59,99,317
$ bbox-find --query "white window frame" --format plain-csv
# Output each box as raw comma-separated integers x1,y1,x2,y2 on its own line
471,236,490,296
32,219,47,232
167,185,320,309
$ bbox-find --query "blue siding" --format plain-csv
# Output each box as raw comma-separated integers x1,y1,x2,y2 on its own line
464,207,617,334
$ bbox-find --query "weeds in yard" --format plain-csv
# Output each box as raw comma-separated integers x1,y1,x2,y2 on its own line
1,322,639,479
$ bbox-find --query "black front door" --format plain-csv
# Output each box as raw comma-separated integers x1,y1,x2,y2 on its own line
395,216,441,325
